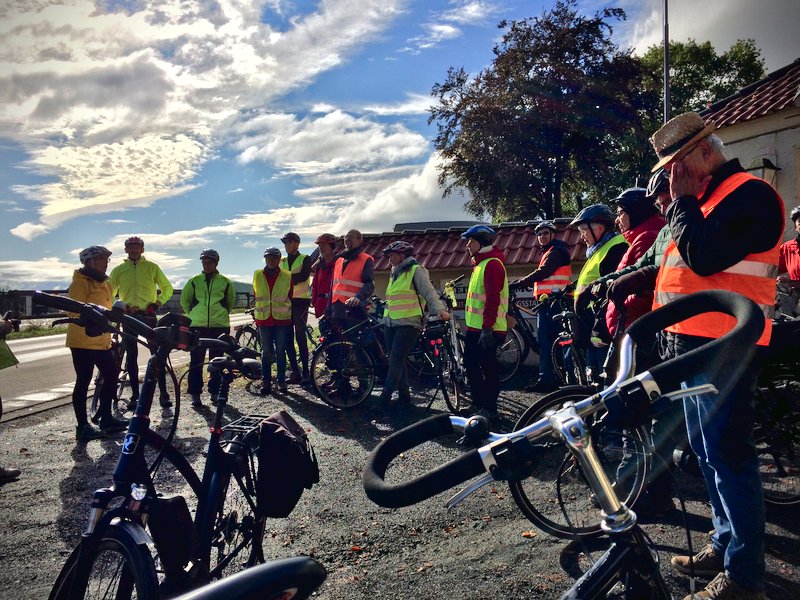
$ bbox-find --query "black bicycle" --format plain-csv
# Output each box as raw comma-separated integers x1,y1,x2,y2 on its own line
363,290,763,599
34,292,279,600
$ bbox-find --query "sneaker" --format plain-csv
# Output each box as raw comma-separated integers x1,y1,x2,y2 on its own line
189,393,202,407
682,572,766,600
259,386,271,396
99,416,128,433
159,395,173,408
286,371,301,385
76,423,104,441
0,466,21,483
671,544,725,578
277,382,289,394
126,396,139,411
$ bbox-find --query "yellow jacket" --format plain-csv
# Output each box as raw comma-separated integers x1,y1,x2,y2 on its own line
109,255,174,311
66,269,113,350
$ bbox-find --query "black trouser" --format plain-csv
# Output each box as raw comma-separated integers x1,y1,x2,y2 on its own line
382,325,420,401
187,326,229,395
463,330,505,413
286,299,311,375
70,347,117,426
123,313,168,399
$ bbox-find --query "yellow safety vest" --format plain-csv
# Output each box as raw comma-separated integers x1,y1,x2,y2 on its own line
386,265,424,319
280,253,311,300
575,234,628,294
465,257,508,332
253,269,292,321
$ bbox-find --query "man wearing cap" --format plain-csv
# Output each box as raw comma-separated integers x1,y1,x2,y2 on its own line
109,236,174,408
311,233,337,318
253,247,293,395
510,221,572,393
328,229,375,325
280,232,313,384
650,112,783,600
180,249,237,407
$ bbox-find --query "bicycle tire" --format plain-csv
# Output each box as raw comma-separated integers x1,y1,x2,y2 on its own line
755,370,800,506
235,325,262,355
49,525,159,600
551,337,588,386
204,441,266,579
91,360,178,421
508,386,648,539
311,340,375,409
142,429,203,497
497,328,523,382
441,343,464,413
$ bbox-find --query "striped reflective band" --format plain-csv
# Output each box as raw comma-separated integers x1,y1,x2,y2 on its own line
655,290,773,318
662,254,778,278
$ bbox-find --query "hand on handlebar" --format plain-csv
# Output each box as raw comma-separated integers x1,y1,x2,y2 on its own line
437,310,451,321
345,297,361,308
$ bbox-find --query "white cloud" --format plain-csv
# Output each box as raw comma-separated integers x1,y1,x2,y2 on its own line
400,0,502,54
440,1,502,26
364,92,432,115
0,256,77,288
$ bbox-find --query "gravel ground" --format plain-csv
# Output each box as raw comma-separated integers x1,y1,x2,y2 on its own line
0,375,798,600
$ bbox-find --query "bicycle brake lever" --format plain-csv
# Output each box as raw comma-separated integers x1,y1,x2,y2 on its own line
445,473,495,509
661,383,718,402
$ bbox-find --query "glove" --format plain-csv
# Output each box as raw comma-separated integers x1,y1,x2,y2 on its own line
590,279,608,298
574,288,593,313
84,322,105,337
145,303,159,315
607,270,651,305
478,328,496,351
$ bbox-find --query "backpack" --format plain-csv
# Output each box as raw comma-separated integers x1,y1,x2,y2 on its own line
256,410,319,518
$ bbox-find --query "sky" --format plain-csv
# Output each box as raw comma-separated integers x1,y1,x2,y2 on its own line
1,0,798,290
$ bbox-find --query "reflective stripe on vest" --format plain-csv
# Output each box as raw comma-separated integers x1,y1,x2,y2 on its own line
533,247,572,298
465,257,509,332
575,234,628,294
386,264,424,319
253,269,292,321
331,253,373,303
280,253,311,300
653,172,783,346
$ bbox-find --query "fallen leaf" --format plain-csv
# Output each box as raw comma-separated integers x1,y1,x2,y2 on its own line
521,530,537,538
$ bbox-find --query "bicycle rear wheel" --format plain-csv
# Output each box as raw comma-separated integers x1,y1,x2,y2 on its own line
551,338,588,386
508,386,648,539
497,329,523,382
235,325,261,355
49,525,158,600
311,340,375,409
755,371,800,506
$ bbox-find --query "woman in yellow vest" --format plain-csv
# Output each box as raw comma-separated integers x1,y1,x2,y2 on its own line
253,247,293,395
380,241,450,409
461,225,508,417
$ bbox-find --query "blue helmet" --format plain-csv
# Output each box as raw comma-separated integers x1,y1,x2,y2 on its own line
569,204,615,228
461,224,496,246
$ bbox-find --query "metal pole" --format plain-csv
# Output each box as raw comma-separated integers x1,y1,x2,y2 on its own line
663,0,670,123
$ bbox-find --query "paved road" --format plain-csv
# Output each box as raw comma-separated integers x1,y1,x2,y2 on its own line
0,314,253,421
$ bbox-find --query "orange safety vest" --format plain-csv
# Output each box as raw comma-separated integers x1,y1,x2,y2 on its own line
533,247,572,299
653,172,783,345
331,252,373,304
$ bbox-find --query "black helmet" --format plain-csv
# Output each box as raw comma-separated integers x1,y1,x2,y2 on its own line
791,207,800,224
645,169,670,199
613,188,659,229
199,248,220,263
461,224,496,246
534,221,557,234
382,240,415,256
569,204,615,228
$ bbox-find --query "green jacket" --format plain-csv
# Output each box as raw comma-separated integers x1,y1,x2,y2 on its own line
109,255,174,310
180,272,236,328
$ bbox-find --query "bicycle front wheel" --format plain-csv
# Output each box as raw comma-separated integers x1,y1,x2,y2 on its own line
235,325,262,355
497,329,523,382
508,386,648,539
311,340,374,409
441,343,464,413
49,525,158,600
551,338,588,386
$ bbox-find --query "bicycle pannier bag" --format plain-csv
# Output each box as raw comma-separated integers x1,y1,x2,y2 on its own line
257,410,319,517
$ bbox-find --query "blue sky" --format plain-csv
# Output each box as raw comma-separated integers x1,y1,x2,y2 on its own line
1,0,798,289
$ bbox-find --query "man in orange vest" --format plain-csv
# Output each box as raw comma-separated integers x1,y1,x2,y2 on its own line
650,112,783,600
510,221,571,393
328,229,375,326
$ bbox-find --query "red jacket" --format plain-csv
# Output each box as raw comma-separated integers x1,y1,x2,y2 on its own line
606,212,665,333
311,257,335,317
779,237,800,280
466,246,507,331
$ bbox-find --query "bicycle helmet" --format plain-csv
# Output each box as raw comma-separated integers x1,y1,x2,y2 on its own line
315,233,337,245
569,204,615,228
382,240,414,256
281,232,300,243
461,224,496,246
79,245,112,264
534,221,557,234
124,235,144,247
263,247,281,258
199,248,220,263
645,168,670,199
791,206,800,224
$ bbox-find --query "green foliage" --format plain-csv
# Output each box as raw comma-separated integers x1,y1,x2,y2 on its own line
7,321,67,340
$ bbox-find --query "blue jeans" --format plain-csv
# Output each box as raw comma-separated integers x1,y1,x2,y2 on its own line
258,325,291,388
665,332,765,591
536,305,557,386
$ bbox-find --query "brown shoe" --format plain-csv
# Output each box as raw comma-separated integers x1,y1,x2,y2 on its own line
682,572,766,599
671,544,724,578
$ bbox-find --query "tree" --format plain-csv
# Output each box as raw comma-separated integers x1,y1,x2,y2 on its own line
429,0,649,221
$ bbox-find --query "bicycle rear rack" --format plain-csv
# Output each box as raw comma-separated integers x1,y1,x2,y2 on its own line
222,414,271,444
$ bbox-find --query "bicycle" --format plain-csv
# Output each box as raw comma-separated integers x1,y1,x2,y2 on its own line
35,292,278,599
363,290,763,599
235,308,319,356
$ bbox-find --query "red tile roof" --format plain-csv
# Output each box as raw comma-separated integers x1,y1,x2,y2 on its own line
359,221,585,272
702,59,800,128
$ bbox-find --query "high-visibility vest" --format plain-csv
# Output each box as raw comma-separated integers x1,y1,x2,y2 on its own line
280,253,311,300
253,269,292,321
534,247,572,298
331,253,373,304
575,234,628,294
653,172,783,346
465,257,509,332
386,265,424,319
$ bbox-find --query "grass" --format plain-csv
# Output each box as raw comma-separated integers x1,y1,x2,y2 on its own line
6,321,68,340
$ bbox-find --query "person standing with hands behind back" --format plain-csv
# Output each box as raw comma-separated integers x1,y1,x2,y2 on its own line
109,236,174,409
462,225,508,418
180,249,237,407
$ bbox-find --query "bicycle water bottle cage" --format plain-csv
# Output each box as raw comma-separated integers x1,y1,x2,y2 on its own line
603,379,653,429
